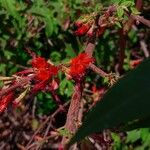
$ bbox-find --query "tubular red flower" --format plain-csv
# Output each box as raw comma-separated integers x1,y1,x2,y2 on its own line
70,53,94,77
36,65,58,81
0,92,14,113
74,24,90,36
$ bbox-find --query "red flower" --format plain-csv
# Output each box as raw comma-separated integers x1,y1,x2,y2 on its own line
36,65,58,81
32,57,48,69
74,24,90,36
49,65,58,76
31,56,58,81
0,92,14,113
37,68,51,81
70,53,94,77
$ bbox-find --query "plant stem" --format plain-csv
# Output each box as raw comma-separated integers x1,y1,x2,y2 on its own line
62,82,83,145
136,0,143,11
0,76,34,98
89,63,108,77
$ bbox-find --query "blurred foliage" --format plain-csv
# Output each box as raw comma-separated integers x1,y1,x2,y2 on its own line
111,128,150,150
0,0,150,149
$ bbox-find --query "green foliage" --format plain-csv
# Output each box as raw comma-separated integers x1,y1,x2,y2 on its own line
69,58,150,145
37,92,56,115
111,128,150,149
125,128,150,149
59,77,74,98
111,132,122,150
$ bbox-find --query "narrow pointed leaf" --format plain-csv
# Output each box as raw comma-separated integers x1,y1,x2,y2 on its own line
69,58,150,145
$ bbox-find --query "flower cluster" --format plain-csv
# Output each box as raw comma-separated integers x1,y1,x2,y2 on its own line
74,9,122,37
32,57,58,81
69,53,94,78
74,15,106,37
0,56,60,113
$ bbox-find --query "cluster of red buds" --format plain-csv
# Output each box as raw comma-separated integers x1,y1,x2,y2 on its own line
74,14,109,37
0,53,95,113
74,6,122,37
74,14,97,37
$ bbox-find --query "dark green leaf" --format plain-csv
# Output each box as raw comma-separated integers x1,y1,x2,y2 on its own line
122,116,150,131
69,58,150,145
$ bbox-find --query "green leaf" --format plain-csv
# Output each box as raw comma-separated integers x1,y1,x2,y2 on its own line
111,132,122,149
0,63,6,75
50,51,61,63
59,78,73,97
4,50,14,60
0,0,23,28
117,7,124,18
131,7,141,15
45,17,53,37
0,0,20,20
28,5,54,36
65,44,76,58
121,1,134,7
140,128,150,142
69,58,150,145
126,130,141,143
115,22,122,28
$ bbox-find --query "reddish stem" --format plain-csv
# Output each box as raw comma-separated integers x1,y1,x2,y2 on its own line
62,82,83,145
89,63,108,77
0,75,34,98
136,0,143,11
85,14,100,57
